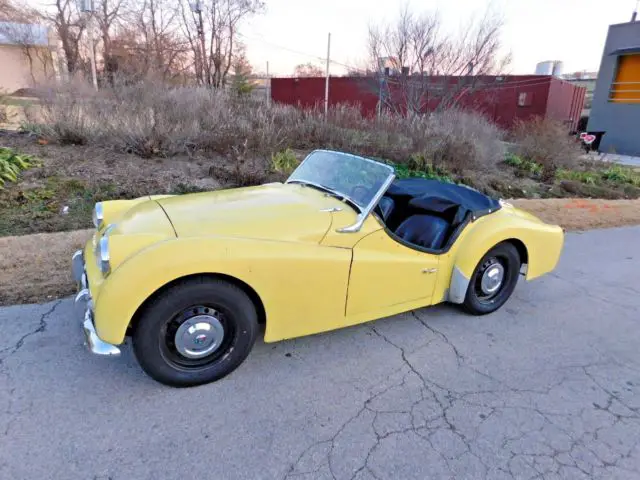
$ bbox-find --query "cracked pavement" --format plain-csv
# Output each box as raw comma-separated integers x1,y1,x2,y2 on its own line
1,226,639,480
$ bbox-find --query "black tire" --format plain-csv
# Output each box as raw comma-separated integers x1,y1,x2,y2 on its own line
132,277,258,387
462,243,521,315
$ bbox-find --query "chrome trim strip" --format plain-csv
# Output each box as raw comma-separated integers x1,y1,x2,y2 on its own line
285,149,396,225
337,173,396,233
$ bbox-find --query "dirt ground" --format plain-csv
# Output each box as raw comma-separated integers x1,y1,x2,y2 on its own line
512,198,640,231
2,198,640,306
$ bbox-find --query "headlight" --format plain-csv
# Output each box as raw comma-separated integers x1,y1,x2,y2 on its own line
95,236,110,275
92,202,104,229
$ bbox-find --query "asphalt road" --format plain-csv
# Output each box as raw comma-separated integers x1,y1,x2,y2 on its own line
1,227,639,480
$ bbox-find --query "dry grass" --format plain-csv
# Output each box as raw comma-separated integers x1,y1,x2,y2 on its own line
28,82,505,168
2,199,640,306
0,229,92,305
511,118,583,181
511,198,640,231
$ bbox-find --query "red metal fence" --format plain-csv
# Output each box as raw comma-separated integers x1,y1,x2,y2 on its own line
271,75,586,132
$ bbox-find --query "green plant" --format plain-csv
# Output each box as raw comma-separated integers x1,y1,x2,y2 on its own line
271,148,299,175
601,164,632,184
393,161,453,183
556,169,598,185
504,153,543,177
504,153,524,167
0,147,40,189
556,164,640,187
511,117,582,180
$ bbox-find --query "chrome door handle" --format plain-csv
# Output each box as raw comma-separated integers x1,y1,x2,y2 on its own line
422,268,438,274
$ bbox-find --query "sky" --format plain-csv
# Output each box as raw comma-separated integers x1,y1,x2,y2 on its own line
241,0,639,76
24,0,639,76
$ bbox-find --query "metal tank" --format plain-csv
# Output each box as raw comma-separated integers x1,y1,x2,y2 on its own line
535,61,555,75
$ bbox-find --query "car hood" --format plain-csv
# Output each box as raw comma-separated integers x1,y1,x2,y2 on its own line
156,183,341,243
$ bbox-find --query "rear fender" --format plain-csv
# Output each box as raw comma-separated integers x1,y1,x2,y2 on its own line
438,211,564,304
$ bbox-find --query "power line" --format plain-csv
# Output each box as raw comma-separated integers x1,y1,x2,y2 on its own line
238,31,570,94
237,31,370,75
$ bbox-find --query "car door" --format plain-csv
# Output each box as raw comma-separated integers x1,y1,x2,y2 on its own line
346,229,439,317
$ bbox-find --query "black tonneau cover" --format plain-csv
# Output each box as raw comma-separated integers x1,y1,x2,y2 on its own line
386,178,500,216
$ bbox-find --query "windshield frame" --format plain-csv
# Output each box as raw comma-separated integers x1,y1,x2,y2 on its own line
285,150,396,233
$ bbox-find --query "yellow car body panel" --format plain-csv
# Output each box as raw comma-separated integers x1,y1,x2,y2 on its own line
90,236,352,345
346,229,439,316
429,204,564,304
84,182,564,348
156,184,343,243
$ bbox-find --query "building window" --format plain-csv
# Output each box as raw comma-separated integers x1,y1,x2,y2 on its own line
518,92,532,107
609,54,640,103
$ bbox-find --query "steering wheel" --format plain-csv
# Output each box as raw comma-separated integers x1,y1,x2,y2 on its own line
350,185,372,205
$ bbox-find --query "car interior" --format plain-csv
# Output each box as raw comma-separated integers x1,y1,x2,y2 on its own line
373,179,501,253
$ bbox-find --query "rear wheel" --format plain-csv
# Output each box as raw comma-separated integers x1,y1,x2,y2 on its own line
462,243,521,315
132,277,258,387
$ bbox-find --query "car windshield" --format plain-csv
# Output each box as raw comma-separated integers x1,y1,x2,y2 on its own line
286,150,395,210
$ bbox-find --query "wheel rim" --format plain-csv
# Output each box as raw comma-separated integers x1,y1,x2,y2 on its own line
161,305,236,369
475,257,507,302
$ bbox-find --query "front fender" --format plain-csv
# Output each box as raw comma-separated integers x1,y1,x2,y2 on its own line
437,209,564,304
93,236,351,345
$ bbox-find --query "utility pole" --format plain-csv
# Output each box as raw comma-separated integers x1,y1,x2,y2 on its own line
632,0,639,21
324,32,331,118
79,0,98,90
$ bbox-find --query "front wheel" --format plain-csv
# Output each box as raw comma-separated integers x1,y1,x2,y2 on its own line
132,277,258,387
462,243,521,315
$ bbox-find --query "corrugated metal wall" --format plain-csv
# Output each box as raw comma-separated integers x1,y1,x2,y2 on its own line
271,75,586,131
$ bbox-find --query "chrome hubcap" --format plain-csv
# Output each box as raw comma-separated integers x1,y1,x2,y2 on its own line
480,262,505,295
174,314,224,359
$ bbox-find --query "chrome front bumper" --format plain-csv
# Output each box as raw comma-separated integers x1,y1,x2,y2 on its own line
72,250,121,356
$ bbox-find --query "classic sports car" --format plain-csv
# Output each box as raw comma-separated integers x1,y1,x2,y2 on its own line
73,150,564,387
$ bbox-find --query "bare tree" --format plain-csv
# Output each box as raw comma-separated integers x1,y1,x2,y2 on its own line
45,0,86,75
293,63,324,77
105,0,189,82
179,0,264,88
93,0,128,83
368,5,510,115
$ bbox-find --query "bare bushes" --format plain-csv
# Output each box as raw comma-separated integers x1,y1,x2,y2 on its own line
31,81,506,170
512,117,582,181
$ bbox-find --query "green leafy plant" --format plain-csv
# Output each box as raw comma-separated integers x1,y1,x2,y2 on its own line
556,169,598,185
601,164,640,185
556,164,640,187
504,152,524,167
0,147,41,189
505,153,543,177
393,161,453,183
271,148,299,175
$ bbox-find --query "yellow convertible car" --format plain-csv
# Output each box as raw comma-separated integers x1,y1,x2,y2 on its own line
73,150,564,387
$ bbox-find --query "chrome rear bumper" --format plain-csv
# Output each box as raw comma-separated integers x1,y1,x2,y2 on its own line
73,250,121,357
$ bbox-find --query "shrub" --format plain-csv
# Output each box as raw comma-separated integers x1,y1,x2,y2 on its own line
505,153,543,177
512,117,582,181
271,148,299,175
30,81,506,174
